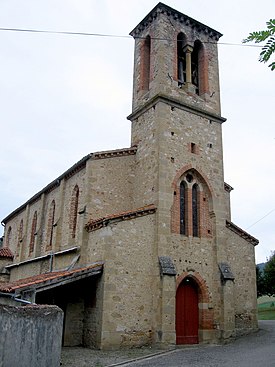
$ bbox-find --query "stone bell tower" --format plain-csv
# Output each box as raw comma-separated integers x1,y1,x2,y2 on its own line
127,3,254,344
128,1,227,232
130,2,223,115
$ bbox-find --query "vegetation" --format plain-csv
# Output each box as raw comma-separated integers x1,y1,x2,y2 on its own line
243,19,275,70
256,252,275,297
264,252,275,296
258,300,275,320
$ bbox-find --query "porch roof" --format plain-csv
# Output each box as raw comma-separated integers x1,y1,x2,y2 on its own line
0,261,103,294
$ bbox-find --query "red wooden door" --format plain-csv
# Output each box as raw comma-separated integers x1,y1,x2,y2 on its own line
176,278,199,344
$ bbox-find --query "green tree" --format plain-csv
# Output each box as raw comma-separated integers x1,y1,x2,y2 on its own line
243,19,275,70
264,251,275,296
256,265,266,297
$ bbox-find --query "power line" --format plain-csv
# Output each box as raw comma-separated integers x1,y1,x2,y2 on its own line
246,208,275,230
0,27,131,39
0,27,263,47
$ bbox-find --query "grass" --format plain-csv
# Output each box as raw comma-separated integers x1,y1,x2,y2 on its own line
257,297,275,320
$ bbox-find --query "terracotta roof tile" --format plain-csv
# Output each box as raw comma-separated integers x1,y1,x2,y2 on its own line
0,247,14,259
0,261,103,293
85,204,157,232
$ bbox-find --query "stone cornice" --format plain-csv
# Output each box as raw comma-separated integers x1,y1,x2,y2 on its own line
127,93,226,124
85,204,157,233
92,146,137,160
130,2,222,40
224,182,234,193
226,220,259,246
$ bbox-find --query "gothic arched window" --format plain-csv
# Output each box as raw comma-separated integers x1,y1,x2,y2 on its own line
29,211,37,254
192,184,199,237
180,181,187,235
171,170,212,238
70,185,79,239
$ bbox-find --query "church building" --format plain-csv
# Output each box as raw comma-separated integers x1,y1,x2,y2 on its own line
0,3,258,349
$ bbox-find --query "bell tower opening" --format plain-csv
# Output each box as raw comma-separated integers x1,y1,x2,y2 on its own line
129,3,222,115
140,35,151,92
177,32,187,86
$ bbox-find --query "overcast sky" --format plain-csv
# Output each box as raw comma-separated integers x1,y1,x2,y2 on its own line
0,0,274,263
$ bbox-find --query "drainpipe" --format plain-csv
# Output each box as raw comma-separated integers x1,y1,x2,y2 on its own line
49,251,54,272
0,291,36,305
0,222,5,247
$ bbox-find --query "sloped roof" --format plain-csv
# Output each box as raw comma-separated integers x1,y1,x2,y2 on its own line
0,261,103,294
226,220,259,246
85,204,157,232
0,247,14,259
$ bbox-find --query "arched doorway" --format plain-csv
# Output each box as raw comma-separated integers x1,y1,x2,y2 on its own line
176,277,199,344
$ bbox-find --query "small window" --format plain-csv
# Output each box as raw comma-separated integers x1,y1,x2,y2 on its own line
191,143,196,154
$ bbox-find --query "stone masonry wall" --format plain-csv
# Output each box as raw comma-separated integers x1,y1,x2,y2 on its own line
86,154,135,219
86,214,158,349
132,8,221,115
226,229,258,335
0,304,63,367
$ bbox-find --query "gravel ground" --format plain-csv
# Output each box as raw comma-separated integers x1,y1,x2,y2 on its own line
61,321,275,367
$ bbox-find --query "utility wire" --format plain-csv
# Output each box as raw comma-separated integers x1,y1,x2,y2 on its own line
246,208,275,230
0,27,263,47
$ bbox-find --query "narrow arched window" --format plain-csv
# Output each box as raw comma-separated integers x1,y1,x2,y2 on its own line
177,33,186,86
29,211,37,254
141,35,151,91
192,184,199,237
192,40,209,96
17,219,23,257
46,200,55,250
180,181,186,235
70,185,79,239
6,226,12,247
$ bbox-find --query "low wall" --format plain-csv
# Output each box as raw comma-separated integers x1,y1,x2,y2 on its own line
0,304,63,367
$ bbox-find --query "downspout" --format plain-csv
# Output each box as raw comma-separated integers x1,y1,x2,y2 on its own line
1,222,5,246
0,291,36,305
49,251,54,272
